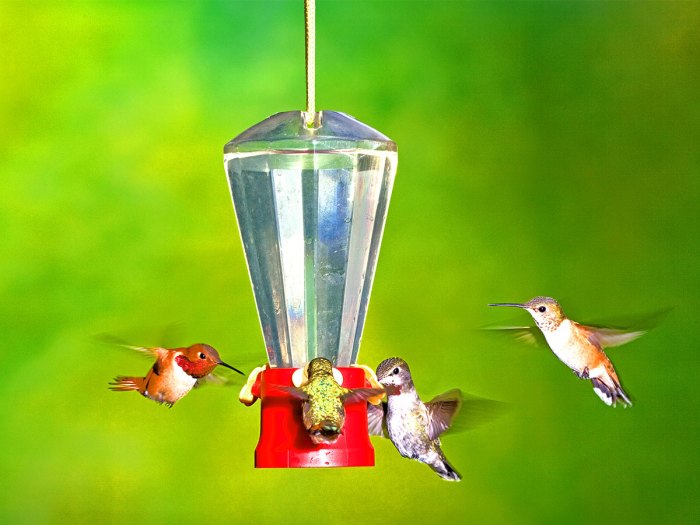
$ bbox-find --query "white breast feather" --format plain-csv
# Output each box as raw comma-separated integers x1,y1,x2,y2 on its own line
170,361,198,399
543,319,576,368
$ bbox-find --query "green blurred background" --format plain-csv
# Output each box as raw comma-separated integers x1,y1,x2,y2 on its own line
1,1,698,523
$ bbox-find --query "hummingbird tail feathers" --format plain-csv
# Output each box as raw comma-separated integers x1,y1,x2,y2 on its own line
591,376,632,407
109,376,144,392
308,420,342,444
432,457,462,482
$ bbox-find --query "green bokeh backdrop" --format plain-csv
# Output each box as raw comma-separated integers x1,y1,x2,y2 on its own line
1,1,698,523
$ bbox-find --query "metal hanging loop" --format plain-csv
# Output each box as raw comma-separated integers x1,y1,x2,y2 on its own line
303,0,319,128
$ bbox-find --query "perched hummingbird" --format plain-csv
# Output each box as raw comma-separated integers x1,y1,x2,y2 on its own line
488,296,647,407
280,357,384,445
368,357,464,481
109,343,244,407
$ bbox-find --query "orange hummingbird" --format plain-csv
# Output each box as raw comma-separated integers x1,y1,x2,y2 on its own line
488,297,652,407
108,342,244,407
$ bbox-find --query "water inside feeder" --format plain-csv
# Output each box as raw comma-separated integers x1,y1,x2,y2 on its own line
224,111,396,367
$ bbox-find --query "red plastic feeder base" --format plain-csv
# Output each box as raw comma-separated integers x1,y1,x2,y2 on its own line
251,366,375,468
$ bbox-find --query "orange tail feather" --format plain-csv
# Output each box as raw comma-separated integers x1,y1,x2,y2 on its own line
109,376,144,392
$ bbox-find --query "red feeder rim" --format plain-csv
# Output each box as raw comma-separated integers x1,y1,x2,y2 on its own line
240,366,377,468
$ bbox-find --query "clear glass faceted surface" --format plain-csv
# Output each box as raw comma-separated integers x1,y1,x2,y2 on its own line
224,111,397,367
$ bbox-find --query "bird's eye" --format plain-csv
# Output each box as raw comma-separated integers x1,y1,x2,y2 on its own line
538,306,546,313
392,367,399,375
199,352,206,359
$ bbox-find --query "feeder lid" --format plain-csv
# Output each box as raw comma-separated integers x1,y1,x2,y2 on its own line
224,111,397,154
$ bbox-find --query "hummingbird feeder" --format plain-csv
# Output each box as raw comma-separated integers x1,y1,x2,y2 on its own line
224,0,397,468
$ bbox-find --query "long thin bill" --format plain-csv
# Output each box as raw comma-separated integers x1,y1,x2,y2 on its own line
219,361,245,375
487,303,526,308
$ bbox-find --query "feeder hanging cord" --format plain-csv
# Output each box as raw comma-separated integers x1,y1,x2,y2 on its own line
304,0,316,126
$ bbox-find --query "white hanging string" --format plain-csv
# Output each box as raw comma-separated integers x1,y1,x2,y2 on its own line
304,0,317,127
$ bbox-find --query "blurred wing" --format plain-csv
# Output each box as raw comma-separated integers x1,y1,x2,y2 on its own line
94,333,165,359
583,307,672,332
159,321,186,348
426,389,463,441
367,402,388,438
341,388,385,405
578,324,646,349
577,307,671,349
479,326,545,347
441,393,509,435
194,372,232,389
196,366,247,388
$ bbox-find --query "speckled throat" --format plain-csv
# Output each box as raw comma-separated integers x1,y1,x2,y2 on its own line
534,315,564,333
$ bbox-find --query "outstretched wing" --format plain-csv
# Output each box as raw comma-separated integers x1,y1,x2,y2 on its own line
426,389,463,441
451,394,508,433
479,325,546,348
576,323,646,349
429,392,508,438
579,306,672,349
193,365,248,389
94,333,166,359
367,402,388,437
268,384,309,400
193,372,233,389
341,388,385,405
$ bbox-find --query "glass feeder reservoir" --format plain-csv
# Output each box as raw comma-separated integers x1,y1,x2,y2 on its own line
224,110,397,467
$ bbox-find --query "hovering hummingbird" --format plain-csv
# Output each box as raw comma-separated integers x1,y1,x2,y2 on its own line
108,342,244,407
280,357,384,445
368,357,465,481
488,296,650,407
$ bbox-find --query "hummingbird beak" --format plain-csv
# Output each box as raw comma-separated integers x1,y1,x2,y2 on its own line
218,361,245,375
488,303,527,308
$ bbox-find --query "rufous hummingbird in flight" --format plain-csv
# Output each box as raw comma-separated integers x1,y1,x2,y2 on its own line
108,342,244,407
488,296,652,407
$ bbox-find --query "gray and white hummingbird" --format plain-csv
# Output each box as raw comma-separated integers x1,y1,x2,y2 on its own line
488,296,648,407
368,357,464,481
